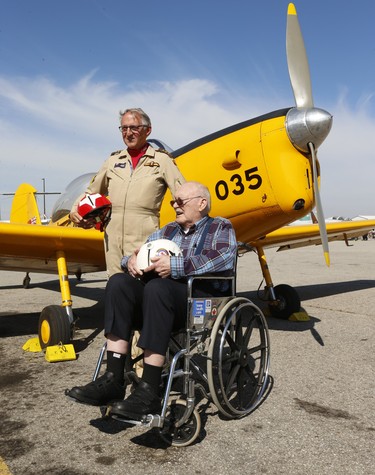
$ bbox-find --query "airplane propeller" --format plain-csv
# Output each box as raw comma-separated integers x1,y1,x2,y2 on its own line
285,3,332,266
286,3,313,108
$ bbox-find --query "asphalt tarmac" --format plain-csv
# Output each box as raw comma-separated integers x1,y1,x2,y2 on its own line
0,240,374,475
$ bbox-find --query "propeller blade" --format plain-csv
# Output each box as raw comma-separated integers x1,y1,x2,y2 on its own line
286,3,314,109
308,142,330,266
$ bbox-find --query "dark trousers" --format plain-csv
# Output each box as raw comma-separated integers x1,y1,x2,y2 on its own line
104,273,188,355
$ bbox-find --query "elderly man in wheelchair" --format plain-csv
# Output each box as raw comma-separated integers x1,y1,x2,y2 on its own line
66,181,270,446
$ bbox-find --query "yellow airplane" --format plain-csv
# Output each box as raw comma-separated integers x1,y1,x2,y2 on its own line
1,3,374,349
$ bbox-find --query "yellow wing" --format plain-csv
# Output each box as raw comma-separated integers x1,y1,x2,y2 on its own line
0,178,104,275
250,220,375,250
0,222,105,274
1,216,373,274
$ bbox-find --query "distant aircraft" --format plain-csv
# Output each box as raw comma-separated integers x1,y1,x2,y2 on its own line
351,215,375,221
1,3,374,348
288,214,351,225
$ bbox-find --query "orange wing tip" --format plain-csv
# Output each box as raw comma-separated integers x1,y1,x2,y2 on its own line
324,252,331,267
288,3,297,15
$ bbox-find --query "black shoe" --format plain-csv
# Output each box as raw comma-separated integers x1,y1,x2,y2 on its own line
109,380,162,420
65,372,125,406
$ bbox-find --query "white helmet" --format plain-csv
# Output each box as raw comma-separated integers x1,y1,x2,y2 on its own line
137,239,183,270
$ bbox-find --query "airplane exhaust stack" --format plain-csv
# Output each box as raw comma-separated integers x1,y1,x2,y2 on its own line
292,199,305,211
285,107,333,153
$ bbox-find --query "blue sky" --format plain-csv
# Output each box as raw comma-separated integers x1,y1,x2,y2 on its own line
1,0,374,219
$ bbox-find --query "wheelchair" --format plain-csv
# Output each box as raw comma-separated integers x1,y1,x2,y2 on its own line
94,274,271,447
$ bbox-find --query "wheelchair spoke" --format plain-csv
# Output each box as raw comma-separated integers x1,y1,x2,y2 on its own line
248,342,268,355
242,318,256,345
224,362,240,395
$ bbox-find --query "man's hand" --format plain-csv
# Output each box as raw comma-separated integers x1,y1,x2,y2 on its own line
69,211,96,229
127,250,143,278
146,255,171,278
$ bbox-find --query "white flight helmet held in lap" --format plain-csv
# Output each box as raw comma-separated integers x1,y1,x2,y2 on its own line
137,239,182,270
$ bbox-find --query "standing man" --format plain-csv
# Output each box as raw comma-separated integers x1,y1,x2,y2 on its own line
69,108,185,277
66,181,237,421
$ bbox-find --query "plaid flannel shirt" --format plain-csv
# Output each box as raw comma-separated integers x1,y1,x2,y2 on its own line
122,215,237,279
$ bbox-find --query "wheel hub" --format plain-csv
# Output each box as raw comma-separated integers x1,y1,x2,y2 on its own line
40,319,51,345
239,348,250,367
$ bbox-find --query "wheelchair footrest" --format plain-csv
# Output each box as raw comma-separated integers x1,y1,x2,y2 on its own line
102,405,163,428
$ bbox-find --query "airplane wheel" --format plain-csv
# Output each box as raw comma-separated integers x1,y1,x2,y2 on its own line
268,284,300,319
38,305,72,349
158,399,201,447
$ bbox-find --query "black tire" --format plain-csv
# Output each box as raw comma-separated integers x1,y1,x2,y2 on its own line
268,284,301,319
158,399,201,447
38,305,72,349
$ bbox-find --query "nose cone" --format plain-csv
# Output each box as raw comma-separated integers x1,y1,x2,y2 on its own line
286,107,333,153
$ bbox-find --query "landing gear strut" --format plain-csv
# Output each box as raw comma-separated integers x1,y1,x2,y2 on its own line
255,244,301,319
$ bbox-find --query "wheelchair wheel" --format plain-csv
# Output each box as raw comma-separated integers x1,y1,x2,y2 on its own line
207,297,270,419
158,399,201,447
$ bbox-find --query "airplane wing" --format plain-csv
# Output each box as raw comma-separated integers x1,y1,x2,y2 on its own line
2,217,373,274
252,220,375,251
0,178,104,275
0,221,105,274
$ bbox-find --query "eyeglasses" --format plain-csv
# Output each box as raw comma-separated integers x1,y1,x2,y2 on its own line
118,125,147,133
170,196,203,207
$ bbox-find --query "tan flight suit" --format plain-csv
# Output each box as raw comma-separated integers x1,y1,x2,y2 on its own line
72,145,185,276
72,145,185,376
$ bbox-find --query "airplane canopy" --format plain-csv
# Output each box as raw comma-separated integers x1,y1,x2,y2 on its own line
51,173,95,223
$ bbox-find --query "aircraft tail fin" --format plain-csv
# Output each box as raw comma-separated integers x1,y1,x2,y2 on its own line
10,183,42,225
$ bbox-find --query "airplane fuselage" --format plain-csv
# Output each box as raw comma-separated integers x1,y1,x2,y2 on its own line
160,108,315,244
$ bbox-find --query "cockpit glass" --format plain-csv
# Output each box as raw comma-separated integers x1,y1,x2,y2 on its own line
51,173,95,223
